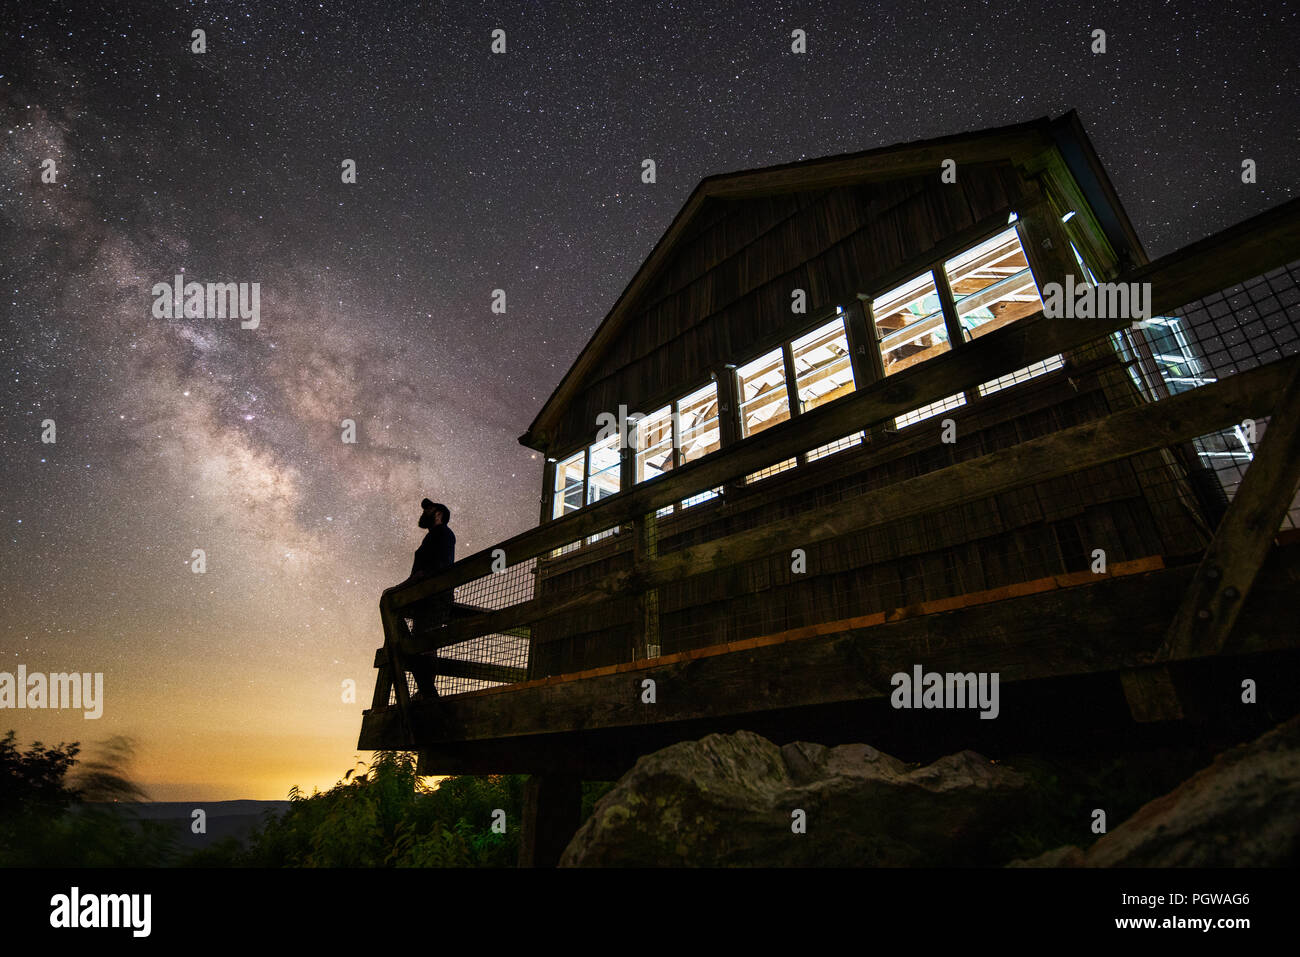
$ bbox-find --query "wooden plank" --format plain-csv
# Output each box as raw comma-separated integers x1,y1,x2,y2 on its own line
357,545,1300,750
428,658,528,685
1158,362,1300,661
372,647,526,685
429,357,1297,649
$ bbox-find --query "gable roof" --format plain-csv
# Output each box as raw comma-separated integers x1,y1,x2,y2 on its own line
521,112,1142,451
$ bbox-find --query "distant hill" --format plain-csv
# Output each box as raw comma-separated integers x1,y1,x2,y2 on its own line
89,800,290,852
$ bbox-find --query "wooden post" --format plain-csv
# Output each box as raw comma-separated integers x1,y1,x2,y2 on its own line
633,508,660,659
1120,665,1185,723
378,595,414,745
518,775,583,868
931,264,975,407
713,364,744,495
1158,361,1300,662
853,297,892,440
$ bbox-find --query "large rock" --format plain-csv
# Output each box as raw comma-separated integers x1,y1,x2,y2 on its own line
560,730,1028,866
1012,714,1300,867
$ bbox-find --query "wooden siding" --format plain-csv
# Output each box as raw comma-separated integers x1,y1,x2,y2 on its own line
530,359,1211,679
552,164,1025,452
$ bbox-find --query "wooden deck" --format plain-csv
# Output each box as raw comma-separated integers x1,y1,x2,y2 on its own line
358,540,1300,775
360,198,1300,782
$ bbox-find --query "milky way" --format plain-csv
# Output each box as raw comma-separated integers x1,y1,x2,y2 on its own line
1,0,1295,799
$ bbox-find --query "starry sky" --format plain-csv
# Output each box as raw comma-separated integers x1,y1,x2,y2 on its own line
1,0,1295,801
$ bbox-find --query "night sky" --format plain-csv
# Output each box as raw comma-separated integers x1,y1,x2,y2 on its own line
1,1,1295,800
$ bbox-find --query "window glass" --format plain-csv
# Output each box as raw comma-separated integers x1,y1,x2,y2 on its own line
552,452,584,520
977,355,1065,397
586,433,621,505
791,318,855,413
745,458,797,484
736,348,790,438
635,405,674,482
944,227,1042,341
894,392,966,430
871,272,950,376
807,432,863,462
677,382,720,464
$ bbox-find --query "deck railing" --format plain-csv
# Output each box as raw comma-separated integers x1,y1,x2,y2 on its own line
370,198,1300,738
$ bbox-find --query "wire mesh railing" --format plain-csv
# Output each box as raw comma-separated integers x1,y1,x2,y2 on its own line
1114,259,1300,528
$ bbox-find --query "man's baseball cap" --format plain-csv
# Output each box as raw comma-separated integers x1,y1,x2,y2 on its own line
421,498,434,510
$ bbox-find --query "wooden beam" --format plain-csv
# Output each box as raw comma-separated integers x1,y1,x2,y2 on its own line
1133,196,1300,317
518,775,583,868
1158,361,1300,662
703,130,1048,199
424,357,1298,650
357,544,1300,751
373,647,526,686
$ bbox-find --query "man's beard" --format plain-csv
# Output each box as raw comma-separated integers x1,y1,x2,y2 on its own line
418,513,432,529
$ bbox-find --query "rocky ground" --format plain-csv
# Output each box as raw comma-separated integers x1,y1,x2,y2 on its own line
559,715,1300,867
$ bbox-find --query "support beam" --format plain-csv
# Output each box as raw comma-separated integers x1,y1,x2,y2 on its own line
1158,362,1300,662
518,775,583,868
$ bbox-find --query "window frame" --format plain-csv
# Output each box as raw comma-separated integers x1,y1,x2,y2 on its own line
861,215,1053,421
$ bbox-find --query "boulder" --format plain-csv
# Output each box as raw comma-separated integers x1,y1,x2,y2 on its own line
1012,714,1300,867
560,730,1027,866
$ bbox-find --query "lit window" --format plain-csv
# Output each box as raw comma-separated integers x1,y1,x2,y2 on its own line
871,272,950,376
682,487,723,508
807,433,863,461
552,452,584,520
977,355,1065,397
943,227,1042,341
1069,240,1098,285
736,348,790,438
584,434,621,543
894,392,966,430
792,318,856,413
586,433,621,505
635,405,674,483
675,382,722,507
677,382,720,464
745,458,798,484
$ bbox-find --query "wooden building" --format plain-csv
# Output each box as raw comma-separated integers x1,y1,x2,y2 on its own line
361,112,1300,865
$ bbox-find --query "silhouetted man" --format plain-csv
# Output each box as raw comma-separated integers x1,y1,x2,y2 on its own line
381,499,455,699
